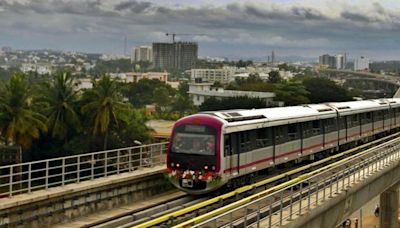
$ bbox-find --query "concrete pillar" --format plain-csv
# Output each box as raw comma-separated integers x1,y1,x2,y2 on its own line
380,186,399,228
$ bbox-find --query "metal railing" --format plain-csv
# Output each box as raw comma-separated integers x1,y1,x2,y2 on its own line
193,139,400,228
0,142,168,198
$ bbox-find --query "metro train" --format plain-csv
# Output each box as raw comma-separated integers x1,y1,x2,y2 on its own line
166,98,400,194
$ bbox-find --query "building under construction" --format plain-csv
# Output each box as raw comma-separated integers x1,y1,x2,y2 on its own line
152,42,198,71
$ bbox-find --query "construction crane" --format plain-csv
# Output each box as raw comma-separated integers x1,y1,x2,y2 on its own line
165,33,206,43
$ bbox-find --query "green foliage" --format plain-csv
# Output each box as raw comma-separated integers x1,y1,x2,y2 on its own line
302,77,353,103
268,71,282,83
228,74,275,92
0,73,47,148
81,75,130,149
199,96,267,111
39,72,81,139
274,81,310,106
236,59,253,68
91,59,133,75
121,79,176,108
278,63,298,72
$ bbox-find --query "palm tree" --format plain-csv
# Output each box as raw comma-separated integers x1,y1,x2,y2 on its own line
40,72,81,140
0,73,47,148
81,75,129,150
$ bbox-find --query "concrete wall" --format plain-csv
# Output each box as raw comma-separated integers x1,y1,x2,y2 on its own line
0,168,171,227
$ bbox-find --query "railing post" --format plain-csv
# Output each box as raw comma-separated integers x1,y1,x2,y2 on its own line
299,183,303,215
45,160,49,189
279,191,283,226
257,201,261,228
128,149,132,171
77,156,80,183
62,158,65,186
269,199,272,227
139,147,143,168
289,186,293,220
307,180,311,210
91,154,94,180
28,163,32,193
117,150,120,174
9,166,13,197
104,152,108,177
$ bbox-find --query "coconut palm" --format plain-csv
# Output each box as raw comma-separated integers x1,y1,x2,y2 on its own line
40,72,81,140
0,73,47,148
81,75,129,150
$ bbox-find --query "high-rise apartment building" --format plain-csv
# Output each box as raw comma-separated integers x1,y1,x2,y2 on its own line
319,54,345,69
354,56,369,71
152,42,198,70
131,46,152,63
335,54,344,70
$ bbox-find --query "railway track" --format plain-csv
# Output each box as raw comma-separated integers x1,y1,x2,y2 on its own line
89,132,400,228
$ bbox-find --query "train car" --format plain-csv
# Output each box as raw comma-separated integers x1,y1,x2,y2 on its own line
166,99,400,194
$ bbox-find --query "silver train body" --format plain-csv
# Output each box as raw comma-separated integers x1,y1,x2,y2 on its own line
167,99,400,194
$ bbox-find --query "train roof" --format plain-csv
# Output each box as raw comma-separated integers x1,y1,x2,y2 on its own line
204,99,400,130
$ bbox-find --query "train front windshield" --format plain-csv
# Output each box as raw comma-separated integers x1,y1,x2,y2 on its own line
171,124,216,156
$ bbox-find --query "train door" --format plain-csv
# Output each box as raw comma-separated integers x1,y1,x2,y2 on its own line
238,131,248,173
225,133,240,175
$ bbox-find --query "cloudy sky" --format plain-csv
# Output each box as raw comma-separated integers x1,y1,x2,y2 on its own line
1,0,400,60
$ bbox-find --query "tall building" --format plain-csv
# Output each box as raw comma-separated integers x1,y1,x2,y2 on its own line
354,56,369,71
319,54,336,69
319,54,345,69
335,54,344,70
131,46,152,63
152,42,198,70
271,50,275,64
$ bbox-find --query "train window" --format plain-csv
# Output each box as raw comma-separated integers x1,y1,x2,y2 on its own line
349,114,360,128
224,134,231,156
339,116,347,130
312,120,321,135
256,128,272,148
374,111,383,121
361,113,372,124
287,123,300,141
383,110,389,119
323,118,336,133
239,131,251,153
302,122,311,138
171,124,217,156
275,126,287,144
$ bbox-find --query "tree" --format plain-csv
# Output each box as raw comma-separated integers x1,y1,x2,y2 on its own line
81,75,129,150
0,73,47,148
274,81,310,106
268,71,282,83
40,72,81,140
153,87,172,113
199,96,267,111
303,77,353,103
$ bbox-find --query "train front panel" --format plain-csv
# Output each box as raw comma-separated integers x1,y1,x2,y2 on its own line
166,114,227,194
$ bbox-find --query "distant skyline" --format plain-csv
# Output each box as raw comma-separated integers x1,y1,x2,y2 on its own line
1,0,400,60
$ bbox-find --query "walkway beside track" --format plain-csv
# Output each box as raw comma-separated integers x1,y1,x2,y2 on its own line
0,165,169,227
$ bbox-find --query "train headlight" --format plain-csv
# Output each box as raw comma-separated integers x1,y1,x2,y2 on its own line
171,162,175,167
211,166,216,170
204,165,208,170
176,163,180,168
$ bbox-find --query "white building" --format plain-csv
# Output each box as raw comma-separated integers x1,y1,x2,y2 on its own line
335,54,344,69
188,82,275,106
109,71,169,83
131,46,152,63
354,56,369,71
190,68,236,84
